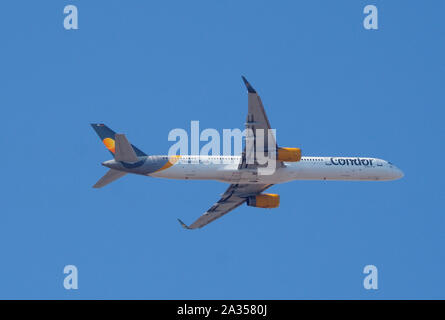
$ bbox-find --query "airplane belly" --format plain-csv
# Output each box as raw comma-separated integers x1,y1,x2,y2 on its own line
287,161,383,181
149,159,388,182
286,163,356,181
149,164,186,179
151,162,238,181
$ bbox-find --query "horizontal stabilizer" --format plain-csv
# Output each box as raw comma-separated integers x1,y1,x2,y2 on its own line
93,169,127,188
114,134,139,163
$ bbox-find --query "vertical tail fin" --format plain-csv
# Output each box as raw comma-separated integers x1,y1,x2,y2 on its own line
90,123,147,157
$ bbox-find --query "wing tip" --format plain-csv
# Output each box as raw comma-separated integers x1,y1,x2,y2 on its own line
241,76,256,93
177,218,192,230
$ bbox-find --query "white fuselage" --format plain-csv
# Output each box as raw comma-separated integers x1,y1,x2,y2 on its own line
148,156,404,184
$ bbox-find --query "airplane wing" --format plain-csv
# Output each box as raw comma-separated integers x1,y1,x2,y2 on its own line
178,183,273,229
239,76,281,169
178,78,279,230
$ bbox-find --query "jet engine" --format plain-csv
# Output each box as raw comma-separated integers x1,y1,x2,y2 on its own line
277,147,301,162
247,193,280,208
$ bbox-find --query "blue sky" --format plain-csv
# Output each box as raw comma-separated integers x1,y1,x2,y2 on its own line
0,1,444,299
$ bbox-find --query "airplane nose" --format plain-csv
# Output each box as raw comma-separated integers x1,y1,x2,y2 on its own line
394,167,404,180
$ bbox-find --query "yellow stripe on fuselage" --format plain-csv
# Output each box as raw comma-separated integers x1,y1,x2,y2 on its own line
154,155,181,173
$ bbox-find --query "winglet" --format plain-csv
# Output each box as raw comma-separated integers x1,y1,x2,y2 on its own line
177,218,191,230
241,76,256,93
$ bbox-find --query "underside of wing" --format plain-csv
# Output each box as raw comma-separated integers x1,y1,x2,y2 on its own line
178,183,273,229
239,77,282,170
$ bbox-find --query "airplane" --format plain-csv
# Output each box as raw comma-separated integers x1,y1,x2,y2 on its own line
91,76,404,229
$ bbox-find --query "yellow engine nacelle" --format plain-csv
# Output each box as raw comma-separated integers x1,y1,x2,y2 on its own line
277,147,301,162
247,194,280,209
